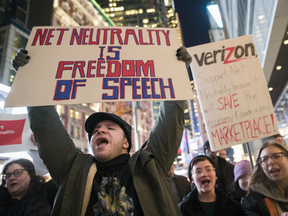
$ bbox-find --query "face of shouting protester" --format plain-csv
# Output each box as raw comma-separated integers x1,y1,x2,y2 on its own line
91,120,129,162
5,163,31,200
260,146,288,190
191,160,217,194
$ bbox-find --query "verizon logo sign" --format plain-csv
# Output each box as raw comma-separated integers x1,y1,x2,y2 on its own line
193,43,256,66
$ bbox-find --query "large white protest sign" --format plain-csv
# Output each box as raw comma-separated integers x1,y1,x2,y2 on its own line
187,35,278,151
0,113,34,153
5,26,193,107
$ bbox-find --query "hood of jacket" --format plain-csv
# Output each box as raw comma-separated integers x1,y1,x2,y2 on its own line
251,182,288,202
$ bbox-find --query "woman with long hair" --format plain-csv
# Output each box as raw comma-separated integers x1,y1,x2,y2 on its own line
179,155,244,216
229,160,252,203
0,158,57,216
242,141,288,215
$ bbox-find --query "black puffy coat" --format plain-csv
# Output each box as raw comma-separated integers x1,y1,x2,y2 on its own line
0,179,57,216
179,187,245,216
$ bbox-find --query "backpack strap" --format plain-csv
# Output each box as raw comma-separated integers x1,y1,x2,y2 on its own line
264,197,278,216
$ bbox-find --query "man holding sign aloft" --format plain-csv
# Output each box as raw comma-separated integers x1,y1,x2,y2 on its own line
11,46,192,216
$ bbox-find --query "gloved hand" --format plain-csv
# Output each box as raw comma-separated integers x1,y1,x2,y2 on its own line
11,48,30,72
176,46,192,67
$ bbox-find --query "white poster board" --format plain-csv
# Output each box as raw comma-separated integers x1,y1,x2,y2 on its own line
187,35,278,151
5,26,193,107
0,113,34,153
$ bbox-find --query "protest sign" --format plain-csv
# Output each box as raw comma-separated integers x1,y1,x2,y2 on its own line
187,35,278,151
0,113,34,153
5,26,193,107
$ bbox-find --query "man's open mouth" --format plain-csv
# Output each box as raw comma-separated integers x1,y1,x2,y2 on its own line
96,137,108,146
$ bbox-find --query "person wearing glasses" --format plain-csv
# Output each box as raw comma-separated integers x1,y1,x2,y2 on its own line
179,155,244,216
242,141,288,215
0,159,58,216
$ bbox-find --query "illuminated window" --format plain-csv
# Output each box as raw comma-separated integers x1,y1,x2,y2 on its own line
143,19,149,23
56,105,62,116
13,32,28,49
70,109,74,118
85,114,89,119
139,9,143,14
146,8,155,13
75,111,80,119
76,127,80,139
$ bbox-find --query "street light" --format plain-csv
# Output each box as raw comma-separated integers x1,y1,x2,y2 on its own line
207,3,223,28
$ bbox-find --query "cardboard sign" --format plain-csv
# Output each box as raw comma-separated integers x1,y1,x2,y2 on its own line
0,113,34,153
187,35,278,151
5,26,193,107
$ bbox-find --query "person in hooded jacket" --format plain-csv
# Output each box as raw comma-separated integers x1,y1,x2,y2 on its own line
179,155,245,216
241,141,288,216
229,160,252,203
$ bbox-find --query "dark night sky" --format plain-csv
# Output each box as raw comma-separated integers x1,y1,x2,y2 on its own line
174,0,212,48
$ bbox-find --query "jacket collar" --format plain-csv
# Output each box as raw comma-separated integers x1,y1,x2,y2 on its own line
251,182,288,202
129,141,152,173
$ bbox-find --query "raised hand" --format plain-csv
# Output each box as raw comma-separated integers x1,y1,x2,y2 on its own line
176,46,192,67
11,48,30,72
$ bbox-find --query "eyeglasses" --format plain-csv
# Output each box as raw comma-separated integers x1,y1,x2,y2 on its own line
259,152,286,165
192,167,215,175
2,169,24,181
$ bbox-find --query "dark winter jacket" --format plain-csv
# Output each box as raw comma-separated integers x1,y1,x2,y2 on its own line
217,156,234,193
241,183,288,216
167,174,191,203
0,179,57,216
28,101,185,216
229,186,247,203
179,187,245,216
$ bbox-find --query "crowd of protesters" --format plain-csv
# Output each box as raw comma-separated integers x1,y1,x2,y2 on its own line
1,47,288,215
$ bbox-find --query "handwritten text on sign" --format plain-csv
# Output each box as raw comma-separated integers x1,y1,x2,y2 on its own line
188,35,278,151
5,26,193,107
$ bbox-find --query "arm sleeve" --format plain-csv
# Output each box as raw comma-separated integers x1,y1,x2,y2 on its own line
146,100,185,174
28,106,79,185
45,179,58,208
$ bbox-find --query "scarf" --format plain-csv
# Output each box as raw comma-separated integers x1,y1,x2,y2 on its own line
92,154,134,216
